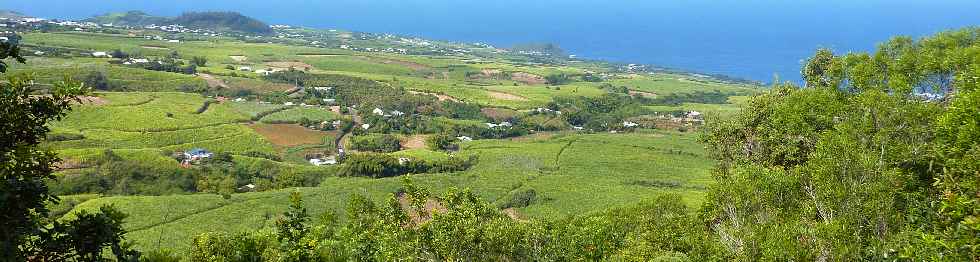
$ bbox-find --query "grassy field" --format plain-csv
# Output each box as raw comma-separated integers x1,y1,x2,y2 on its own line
258,106,340,124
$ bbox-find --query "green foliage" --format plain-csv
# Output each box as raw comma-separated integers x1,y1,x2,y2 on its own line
28,205,140,261
425,133,457,151
700,28,980,260
552,94,648,131
498,188,536,209
337,153,474,178
188,182,722,261
173,11,274,35
84,70,119,91
0,49,138,260
348,134,402,153
191,56,208,67
545,73,571,85
0,34,26,73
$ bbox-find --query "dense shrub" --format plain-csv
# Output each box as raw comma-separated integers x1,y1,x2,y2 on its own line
349,134,401,153
425,133,457,151
498,188,537,209
337,153,475,178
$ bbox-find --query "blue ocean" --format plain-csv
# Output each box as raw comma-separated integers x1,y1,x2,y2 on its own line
3,0,979,83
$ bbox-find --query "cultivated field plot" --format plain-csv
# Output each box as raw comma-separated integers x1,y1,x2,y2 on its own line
46,92,280,158
249,123,332,146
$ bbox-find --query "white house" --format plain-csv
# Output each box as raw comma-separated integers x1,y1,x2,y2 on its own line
486,122,512,128
91,51,110,58
238,66,252,71
398,157,412,165
372,108,385,116
313,86,333,91
572,126,584,130
623,121,639,128
361,123,371,130
33,51,44,56
234,98,246,102
687,111,702,119
183,148,213,161
284,102,294,106
309,156,338,166
390,110,405,117
168,39,180,43
457,136,473,142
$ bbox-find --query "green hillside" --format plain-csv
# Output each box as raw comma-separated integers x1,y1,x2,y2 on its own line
86,11,273,35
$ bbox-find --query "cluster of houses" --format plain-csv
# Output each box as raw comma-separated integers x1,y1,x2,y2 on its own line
309,156,338,166
372,107,405,118
533,107,562,115
485,122,513,128
179,148,213,167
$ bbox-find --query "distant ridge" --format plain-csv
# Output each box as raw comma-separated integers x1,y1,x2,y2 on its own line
86,11,273,35
0,10,30,20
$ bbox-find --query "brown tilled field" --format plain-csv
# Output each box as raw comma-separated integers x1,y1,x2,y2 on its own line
249,123,333,146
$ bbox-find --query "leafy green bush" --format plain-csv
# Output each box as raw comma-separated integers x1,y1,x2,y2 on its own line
425,133,457,151
349,134,401,153
499,188,536,209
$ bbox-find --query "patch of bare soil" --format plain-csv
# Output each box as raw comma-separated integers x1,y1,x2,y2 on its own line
480,107,518,121
297,53,343,57
397,193,448,226
266,61,314,70
628,90,657,98
197,73,229,89
503,208,526,221
76,96,108,105
509,132,556,142
54,159,90,170
487,91,528,101
229,55,248,62
249,124,331,147
140,45,169,50
408,91,460,102
511,72,547,85
401,135,429,150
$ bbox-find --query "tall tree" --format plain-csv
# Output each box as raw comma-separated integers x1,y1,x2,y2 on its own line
0,35,137,261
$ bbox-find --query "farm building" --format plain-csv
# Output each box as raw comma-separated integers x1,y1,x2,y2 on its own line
309,156,338,166
184,148,213,160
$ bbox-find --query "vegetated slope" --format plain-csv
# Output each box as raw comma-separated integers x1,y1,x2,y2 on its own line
84,11,170,26
86,11,273,35
0,10,30,20
172,12,273,35
67,130,713,252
